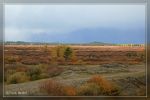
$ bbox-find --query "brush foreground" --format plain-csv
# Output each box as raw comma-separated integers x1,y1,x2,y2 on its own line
4,45,146,96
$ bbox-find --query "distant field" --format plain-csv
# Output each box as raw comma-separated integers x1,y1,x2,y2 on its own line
4,45,146,96
4,45,145,65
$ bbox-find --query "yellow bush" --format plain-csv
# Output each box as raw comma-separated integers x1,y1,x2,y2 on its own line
7,72,30,84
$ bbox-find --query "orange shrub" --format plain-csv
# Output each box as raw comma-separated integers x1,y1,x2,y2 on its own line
63,86,76,96
87,75,120,95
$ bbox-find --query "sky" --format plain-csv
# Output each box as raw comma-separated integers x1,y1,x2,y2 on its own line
5,5,145,44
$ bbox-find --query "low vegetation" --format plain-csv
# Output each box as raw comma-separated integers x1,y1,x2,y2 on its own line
7,72,30,84
5,63,65,84
39,75,120,96
4,45,145,96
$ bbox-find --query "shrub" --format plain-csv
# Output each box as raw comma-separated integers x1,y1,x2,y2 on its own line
5,56,16,64
51,46,66,59
27,66,42,80
5,69,16,82
7,72,30,84
63,86,77,96
87,75,120,96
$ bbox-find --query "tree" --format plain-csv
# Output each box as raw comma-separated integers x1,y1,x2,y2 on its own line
64,47,73,61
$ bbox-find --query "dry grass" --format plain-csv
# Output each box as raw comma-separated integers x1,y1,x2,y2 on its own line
77,82,101,96
39,79,76,96
40,79,64,96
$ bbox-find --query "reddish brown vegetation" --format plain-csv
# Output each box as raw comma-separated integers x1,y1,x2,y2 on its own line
5,45,145,65
40,79,76,96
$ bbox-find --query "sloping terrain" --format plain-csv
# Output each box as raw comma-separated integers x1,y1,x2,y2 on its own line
5,64,146,96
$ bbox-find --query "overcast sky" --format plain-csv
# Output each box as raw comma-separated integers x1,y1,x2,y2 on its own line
5,5,145,44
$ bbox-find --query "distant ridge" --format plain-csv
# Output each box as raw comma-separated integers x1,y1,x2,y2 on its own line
89,41,115,45
4,41,144,46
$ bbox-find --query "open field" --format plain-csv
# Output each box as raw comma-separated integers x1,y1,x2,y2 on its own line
4,45,146,96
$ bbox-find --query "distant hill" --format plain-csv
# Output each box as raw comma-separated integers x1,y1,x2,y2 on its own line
4,41,114,45
4,41,144,46
88,41,115,45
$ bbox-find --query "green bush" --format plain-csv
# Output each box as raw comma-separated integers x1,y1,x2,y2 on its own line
64,47,73,61
27,66,42,81
7,72,29,84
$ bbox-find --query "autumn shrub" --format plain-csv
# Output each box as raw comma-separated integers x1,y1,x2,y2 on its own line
7,72,30,84
87,75,120,96
39,76,119,96
63,86,77,96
